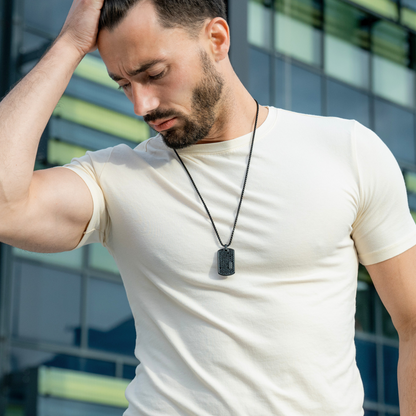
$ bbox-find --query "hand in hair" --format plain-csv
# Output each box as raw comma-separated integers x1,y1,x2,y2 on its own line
58,0,105,57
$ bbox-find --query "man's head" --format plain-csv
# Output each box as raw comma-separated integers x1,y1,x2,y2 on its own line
100,0,227,38
97,0,230,149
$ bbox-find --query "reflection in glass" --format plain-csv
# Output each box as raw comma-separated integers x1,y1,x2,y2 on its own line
12,261,81,346
10,347,116,377
89,244,120,275
275,58,322,115
24,0,73,36
39,397,124,416
249,47,271,105
274,0,322,66
374,99,415,164
324,0,370,88
355,339,378,401
13,246,83,270
372,21,414,107
326,80,370,127
87,278,135,356
383,346,399,406
248,0,273,49
355,280,375,333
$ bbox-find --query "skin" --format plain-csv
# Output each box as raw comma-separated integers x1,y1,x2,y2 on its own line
0,0,415,412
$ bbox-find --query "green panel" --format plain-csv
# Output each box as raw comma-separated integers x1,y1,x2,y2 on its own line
53,95,150,143
5,405,24,416
402,7,416,32
349,0,398,20
74,54,119,90
248,0,272,48
13,246,84,269
275,0,321,27
38,367,129,408
48,139,88,166
325,0,370,49
89,243,120,275
373,20,410,66
405,171,416,194
412,211,416,224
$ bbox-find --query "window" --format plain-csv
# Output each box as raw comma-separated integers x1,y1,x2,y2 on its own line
324,0,370,89
248,0,273,49
87,278,135,356
275,58,322,115
249,47,271,105
374,99,416,164
12,262,82,346
274,0,322,66
372,21,414,108
326,80,370,127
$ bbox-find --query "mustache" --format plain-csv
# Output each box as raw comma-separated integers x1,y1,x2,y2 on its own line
144,110,180,123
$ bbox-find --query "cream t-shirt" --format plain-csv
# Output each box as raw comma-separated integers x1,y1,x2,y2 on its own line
64,107,416,416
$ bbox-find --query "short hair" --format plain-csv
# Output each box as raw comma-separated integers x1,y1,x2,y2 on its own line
99,0,227,37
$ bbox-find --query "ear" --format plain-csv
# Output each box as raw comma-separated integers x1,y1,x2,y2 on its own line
204,18,230,62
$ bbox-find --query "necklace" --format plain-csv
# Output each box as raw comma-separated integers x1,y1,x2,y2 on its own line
174,100,260,277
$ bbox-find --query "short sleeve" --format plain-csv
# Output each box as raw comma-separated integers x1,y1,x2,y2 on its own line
63,148,112,249
352,121,416,265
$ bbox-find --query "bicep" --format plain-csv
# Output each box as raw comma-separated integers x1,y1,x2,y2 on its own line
10,167,94,253
366,244,416,337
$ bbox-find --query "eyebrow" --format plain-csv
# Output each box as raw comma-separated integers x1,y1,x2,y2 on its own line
108,59,168,82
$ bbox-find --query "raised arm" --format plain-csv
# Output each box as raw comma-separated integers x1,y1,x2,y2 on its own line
366,245,416,415
0,0,104,252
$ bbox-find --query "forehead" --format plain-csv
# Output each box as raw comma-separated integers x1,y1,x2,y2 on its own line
97,1,198,77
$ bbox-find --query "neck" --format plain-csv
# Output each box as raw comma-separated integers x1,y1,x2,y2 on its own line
196,70,268,145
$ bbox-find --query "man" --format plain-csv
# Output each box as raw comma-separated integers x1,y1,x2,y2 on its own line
0,0,415,414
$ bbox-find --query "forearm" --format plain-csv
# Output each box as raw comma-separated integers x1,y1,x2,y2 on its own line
398,330,416,415
0,38,83,212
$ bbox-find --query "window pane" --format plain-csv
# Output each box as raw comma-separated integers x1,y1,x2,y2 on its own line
12,262,81,346
248,0,272,49
349,0,399,20
374,99,415,164
24,0,72,37
87,278,135,356
249,47,271,105
355,281,375,333
372,21,414,107
384,345,399,407
326,80,370,127
123,365,137,380
275,59,321,115
382,303,398,340
13,246,83,270
355,339,378,401
89,244,120,275
324,0,370,88
38,397,125,416
274,0,322,66
10,347,116,377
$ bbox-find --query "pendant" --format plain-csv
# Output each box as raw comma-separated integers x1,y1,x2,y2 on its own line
217,247,235,276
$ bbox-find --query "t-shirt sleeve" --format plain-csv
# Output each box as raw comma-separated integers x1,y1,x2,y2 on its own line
62,148,112,249
351,121,416,265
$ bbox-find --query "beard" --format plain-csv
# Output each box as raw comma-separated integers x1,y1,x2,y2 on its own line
144,50,225,150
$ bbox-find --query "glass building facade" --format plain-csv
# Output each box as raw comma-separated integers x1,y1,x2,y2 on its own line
0,0,415,414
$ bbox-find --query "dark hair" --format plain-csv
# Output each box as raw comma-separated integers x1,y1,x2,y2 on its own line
99,0,227,36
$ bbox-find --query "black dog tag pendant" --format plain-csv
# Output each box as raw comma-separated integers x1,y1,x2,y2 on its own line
217,248,235,276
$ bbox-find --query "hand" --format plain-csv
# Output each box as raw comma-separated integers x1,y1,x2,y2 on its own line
58,0,104,57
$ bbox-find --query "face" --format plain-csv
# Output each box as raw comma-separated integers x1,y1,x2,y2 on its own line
97,0,226,149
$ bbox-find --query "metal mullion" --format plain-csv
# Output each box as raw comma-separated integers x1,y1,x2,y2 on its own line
80,247,89,350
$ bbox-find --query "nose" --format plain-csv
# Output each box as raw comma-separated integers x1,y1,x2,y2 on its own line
131,83,159,117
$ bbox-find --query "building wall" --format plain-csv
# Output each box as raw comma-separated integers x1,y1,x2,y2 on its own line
1,0,416,415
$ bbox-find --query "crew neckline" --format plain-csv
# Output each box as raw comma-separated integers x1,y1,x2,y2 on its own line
149,106,279,155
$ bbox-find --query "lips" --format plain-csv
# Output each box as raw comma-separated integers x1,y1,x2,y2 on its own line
150,117,177,132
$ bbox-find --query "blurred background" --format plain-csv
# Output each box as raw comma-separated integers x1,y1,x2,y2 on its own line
0,0,415,415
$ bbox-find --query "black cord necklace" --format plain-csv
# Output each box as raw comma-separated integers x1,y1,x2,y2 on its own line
174,100,260,277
